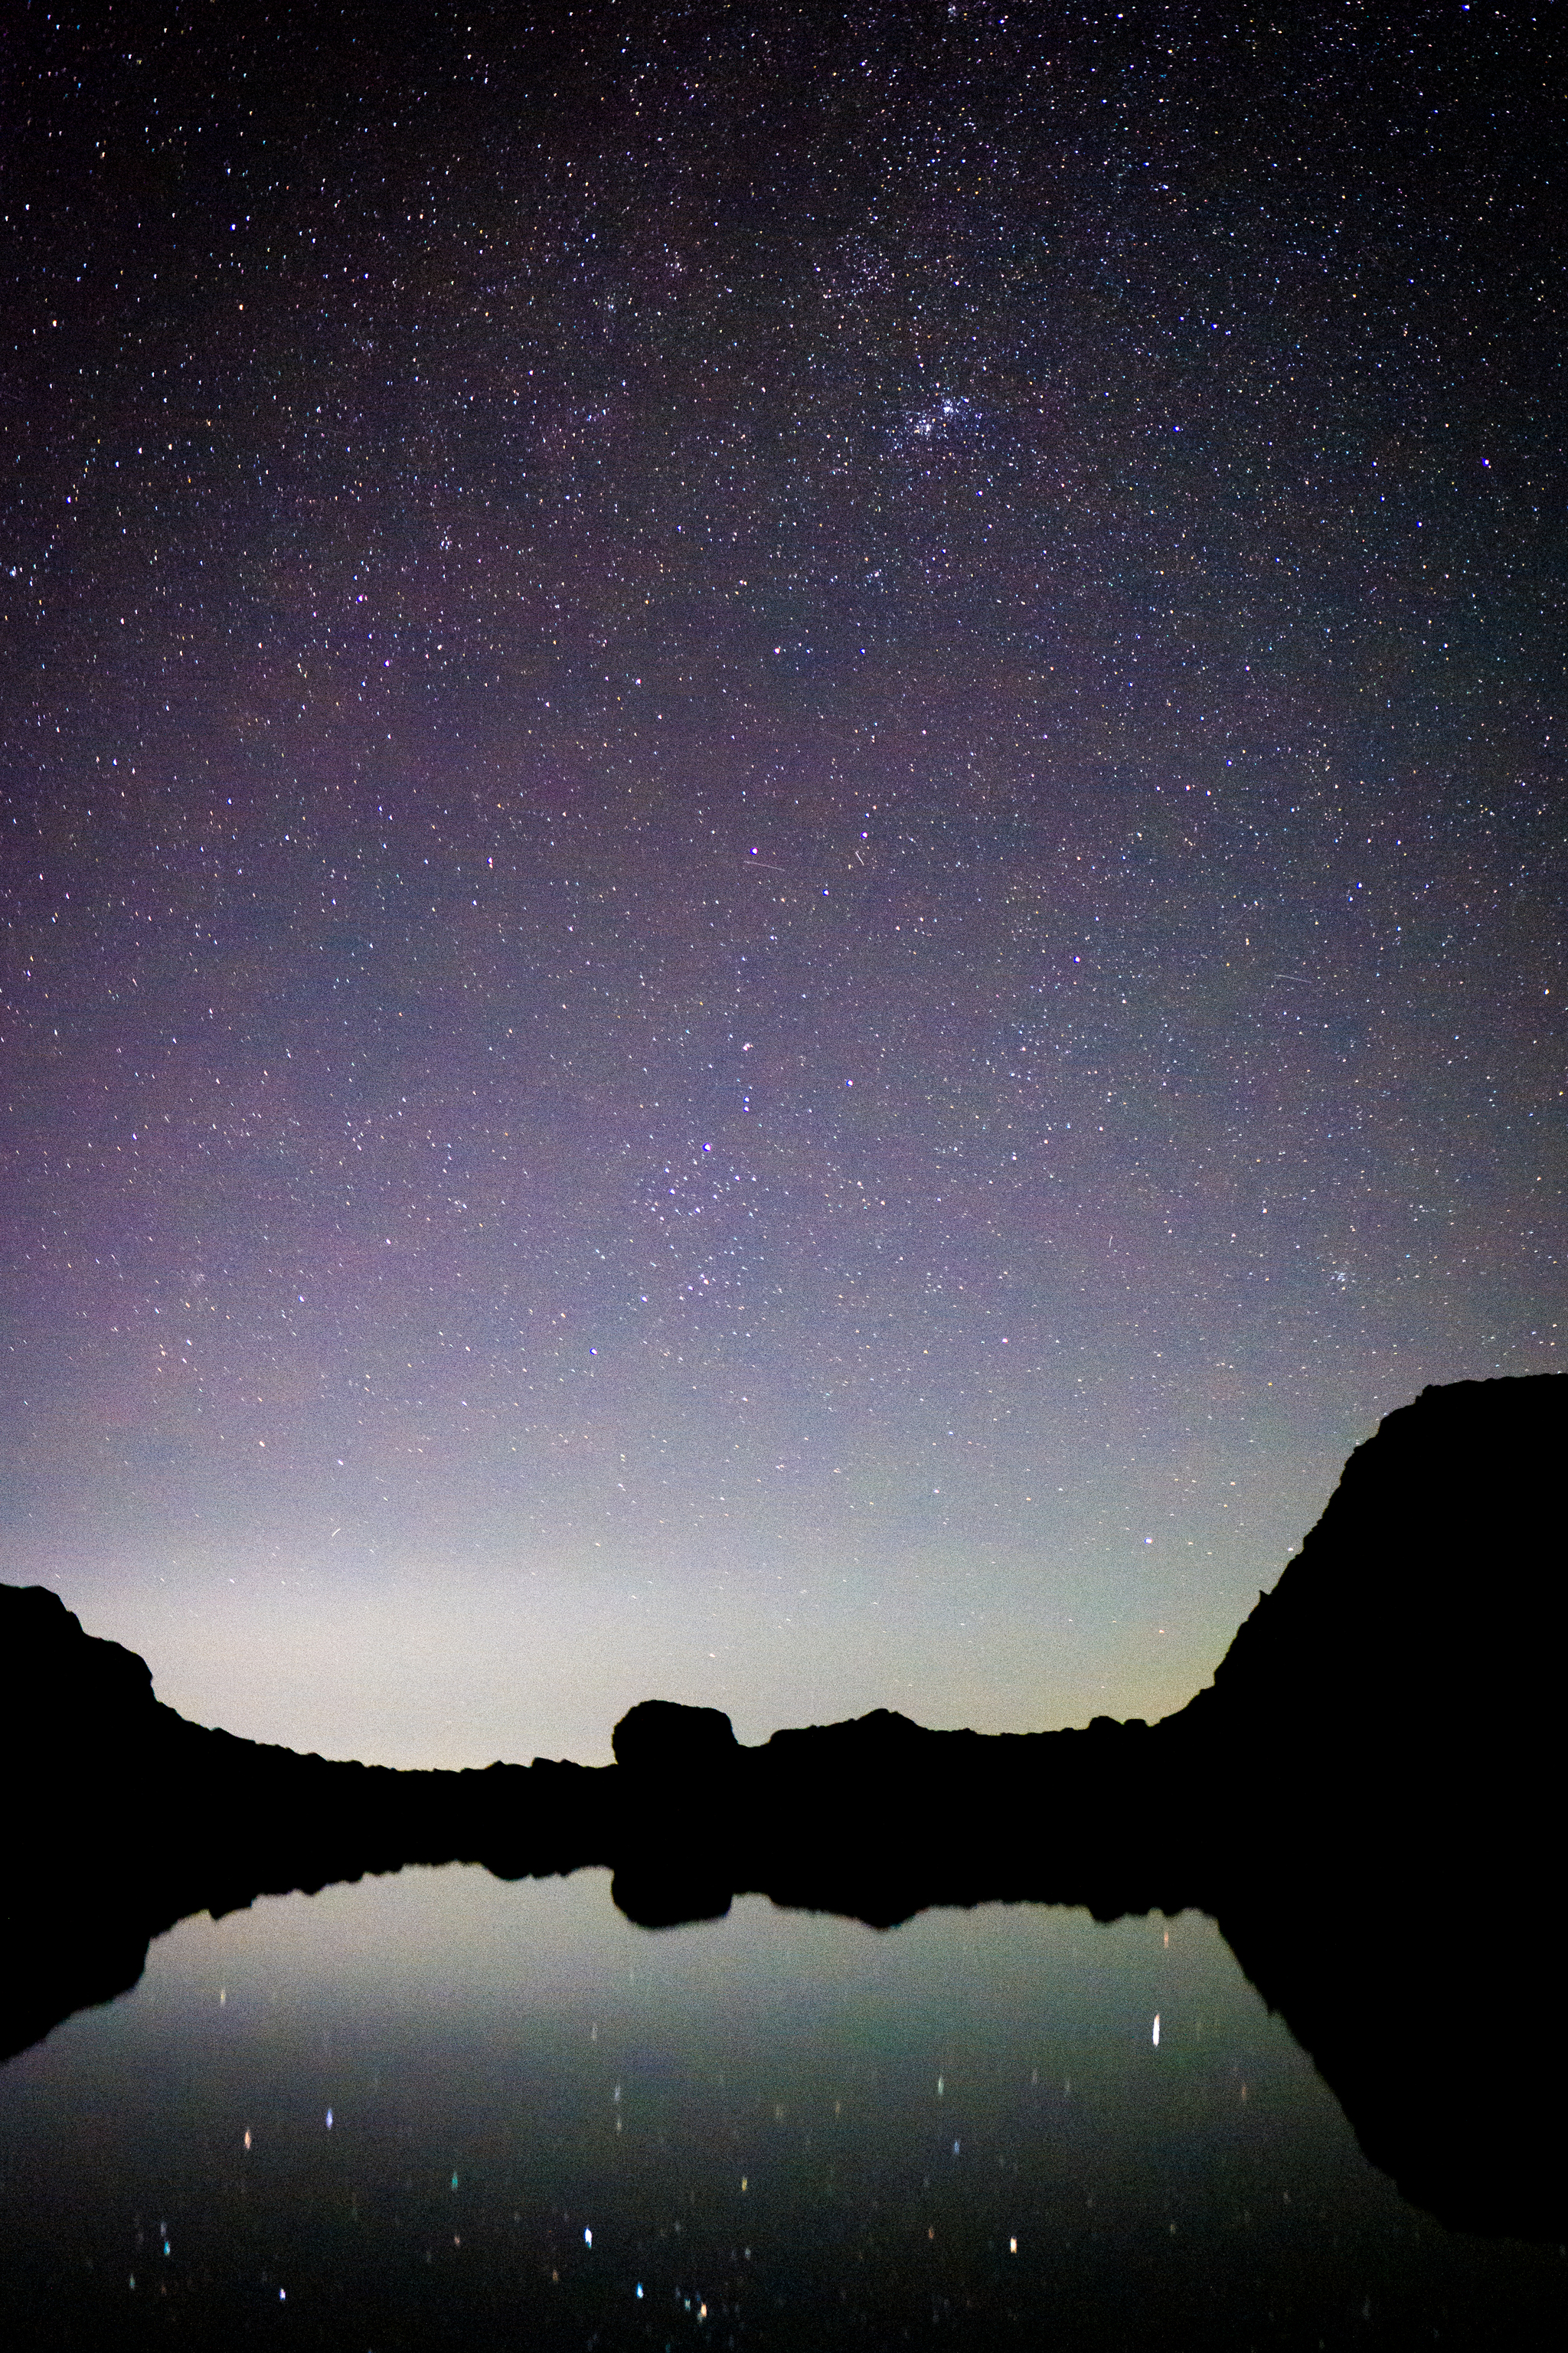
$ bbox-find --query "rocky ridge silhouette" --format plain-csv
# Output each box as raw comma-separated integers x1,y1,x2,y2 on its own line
2,1373,1562,2237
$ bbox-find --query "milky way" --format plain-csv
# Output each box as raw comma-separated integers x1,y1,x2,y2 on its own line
2,3,1561,1762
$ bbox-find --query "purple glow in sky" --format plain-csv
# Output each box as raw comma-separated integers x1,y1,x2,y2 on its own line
2,2,1561,1763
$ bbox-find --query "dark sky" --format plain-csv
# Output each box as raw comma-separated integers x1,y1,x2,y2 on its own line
2,1,1562,1765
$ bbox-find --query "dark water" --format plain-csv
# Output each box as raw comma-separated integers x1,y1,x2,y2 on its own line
0,1869,1560,2348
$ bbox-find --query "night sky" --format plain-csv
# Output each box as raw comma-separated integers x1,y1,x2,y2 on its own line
2,2,1561,1767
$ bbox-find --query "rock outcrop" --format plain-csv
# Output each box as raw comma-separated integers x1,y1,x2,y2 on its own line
1164,1373,1563,1833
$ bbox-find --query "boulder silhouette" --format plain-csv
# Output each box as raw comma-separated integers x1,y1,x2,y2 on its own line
612,1698,740,1775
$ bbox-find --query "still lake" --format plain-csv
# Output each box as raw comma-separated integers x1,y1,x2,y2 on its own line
0,1867,1560,2348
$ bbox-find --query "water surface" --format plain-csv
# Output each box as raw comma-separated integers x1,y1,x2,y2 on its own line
1,1869,1560,2347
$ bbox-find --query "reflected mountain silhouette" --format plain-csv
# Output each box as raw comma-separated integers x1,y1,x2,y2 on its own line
2,1374,1561,2240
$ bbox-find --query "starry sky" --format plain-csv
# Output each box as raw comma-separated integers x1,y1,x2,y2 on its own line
2,2,1561,1766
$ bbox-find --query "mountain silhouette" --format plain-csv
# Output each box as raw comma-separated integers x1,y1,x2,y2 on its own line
1168,1371,1562,1797
1,1372,1561,2238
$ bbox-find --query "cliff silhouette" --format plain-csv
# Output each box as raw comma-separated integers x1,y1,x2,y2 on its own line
2,1372,1562,2239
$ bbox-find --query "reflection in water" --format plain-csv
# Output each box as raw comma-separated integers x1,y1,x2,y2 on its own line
0,1868,1562,2349
3,1376,1563,2334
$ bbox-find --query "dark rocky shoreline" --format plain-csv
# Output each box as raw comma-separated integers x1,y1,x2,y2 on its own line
3,1372,1563,2239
